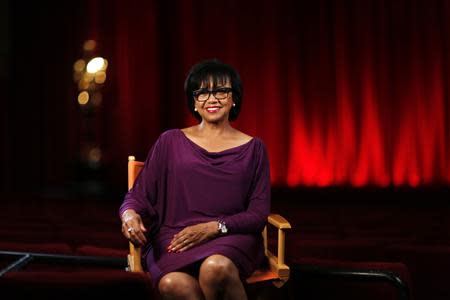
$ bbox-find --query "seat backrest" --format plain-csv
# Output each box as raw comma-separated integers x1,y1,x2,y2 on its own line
126,156,145,272
128,156,144,190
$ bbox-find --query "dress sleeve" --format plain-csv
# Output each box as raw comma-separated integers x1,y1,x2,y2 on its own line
119,135,165,222
221,140,271,234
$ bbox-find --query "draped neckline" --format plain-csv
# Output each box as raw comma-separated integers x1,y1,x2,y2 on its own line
177,128,255,156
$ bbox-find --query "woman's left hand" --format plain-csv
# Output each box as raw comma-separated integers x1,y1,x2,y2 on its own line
168,221,218,253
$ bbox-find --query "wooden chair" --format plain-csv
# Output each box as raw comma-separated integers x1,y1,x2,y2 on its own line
126,155,292,287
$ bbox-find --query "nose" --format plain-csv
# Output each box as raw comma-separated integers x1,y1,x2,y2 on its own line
205,93,219,103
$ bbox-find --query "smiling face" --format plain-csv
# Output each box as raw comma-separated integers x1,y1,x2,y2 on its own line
193,77,234,124
185,59,243,122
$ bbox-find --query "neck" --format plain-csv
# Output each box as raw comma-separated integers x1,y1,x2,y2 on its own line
197,120,232,137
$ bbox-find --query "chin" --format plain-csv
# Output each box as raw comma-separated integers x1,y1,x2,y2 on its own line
202,115,228,124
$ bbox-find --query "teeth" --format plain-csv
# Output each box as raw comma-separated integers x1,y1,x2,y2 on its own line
206,107,220,112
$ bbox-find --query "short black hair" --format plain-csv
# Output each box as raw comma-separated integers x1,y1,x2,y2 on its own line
184,59,243,121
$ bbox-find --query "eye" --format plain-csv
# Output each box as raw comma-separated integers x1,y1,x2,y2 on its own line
193,89,208,96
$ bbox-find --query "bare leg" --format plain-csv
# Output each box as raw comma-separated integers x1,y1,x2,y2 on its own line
199,254,247,300
159,271,205,300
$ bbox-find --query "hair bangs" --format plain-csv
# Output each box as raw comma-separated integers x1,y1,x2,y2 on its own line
195,70,231,90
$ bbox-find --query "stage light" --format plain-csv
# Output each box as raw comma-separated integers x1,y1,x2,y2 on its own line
83,40,96,52
77,91,89,105
86,57,106,73
73,40,108,175
88,147,102,163
83,72,95,82
73,59,85,72
94,71,106,84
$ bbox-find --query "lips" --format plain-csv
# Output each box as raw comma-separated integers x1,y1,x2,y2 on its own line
205,106,221,113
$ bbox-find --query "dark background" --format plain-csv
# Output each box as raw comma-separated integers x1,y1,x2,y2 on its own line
2,1,450,299
2,0,450,200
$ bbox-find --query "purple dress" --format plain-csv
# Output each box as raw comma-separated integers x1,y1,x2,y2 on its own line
119,129,271,284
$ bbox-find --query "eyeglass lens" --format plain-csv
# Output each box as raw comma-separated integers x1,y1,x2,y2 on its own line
194,88,231,101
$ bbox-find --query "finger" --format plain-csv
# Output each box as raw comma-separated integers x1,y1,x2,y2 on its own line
123,224,133,239
178,241,196,253
177,225,193,238
128,231,142,245
131,227,148,245
168,233,187,249
172,237,194,252
168,238,183,252
125,224,144,244
172,229,187,240
126,219,147,242
172,233,191,249
130,224,146,241
168,236,184,252
136,230,147,244
126,226,135,239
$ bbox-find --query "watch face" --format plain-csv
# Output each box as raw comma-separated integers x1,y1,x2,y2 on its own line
218,221,228,234
221,224,228,234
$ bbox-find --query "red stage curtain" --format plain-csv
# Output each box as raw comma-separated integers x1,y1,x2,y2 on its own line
81,0,450,187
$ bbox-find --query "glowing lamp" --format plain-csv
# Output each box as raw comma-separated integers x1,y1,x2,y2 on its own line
86,57,107,73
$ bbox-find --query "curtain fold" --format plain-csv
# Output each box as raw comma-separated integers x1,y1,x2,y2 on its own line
90,0,450,187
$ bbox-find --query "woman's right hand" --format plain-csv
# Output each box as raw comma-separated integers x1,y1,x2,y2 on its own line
121,209,147,246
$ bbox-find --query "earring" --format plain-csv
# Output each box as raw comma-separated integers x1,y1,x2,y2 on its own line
232,103,236,107
194,107,197,111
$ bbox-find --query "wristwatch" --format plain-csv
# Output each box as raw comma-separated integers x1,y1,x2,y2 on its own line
217,220,228,235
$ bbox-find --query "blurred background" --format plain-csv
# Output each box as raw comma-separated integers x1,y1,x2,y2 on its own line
1,1,450,299
2,0,450,198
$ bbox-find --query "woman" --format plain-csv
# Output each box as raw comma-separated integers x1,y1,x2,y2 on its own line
120,59,271,300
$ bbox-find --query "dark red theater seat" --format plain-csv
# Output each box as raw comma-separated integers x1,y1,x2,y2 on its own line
0,222,57,244
286,238,385,262
285,258,412,300
385,244,450,300
75,245,128,258
0,241,73,254
0,270,156,300
55,226,127,249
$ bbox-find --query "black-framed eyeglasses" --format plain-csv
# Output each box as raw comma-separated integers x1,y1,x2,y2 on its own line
193,87,232,102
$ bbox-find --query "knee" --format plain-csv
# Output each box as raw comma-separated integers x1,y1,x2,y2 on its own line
199,255,239,286
158,274,192,298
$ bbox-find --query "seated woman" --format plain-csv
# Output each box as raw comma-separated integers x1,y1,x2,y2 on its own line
119,59,271,300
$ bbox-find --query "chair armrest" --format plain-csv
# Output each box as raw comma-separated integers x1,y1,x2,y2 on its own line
268,214,292,229
263,213,292,286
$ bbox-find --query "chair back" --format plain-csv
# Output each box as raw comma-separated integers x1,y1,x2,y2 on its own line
128,156,144,190
126,156,145,272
